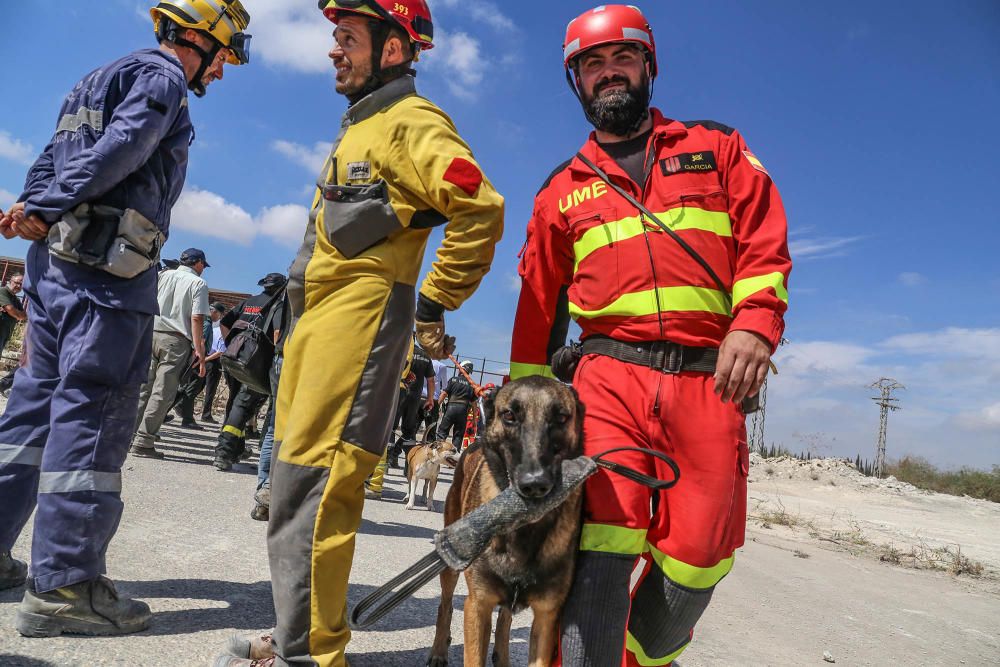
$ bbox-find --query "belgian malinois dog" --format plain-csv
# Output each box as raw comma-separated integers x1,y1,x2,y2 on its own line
428,376,585,667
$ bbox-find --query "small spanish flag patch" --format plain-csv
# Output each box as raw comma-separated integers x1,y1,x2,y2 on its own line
743,150,769,176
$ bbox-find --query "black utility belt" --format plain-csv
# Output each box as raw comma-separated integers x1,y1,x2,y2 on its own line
581,336,719,374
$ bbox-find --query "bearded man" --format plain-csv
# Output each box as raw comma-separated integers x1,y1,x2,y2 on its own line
510,5,791,665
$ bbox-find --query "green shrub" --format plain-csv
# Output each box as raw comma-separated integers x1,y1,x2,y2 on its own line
886,456,1000,503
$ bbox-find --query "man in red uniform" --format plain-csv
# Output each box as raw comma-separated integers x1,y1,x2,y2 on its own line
510,5,791,665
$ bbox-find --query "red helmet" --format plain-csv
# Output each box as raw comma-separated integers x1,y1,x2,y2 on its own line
563,5,657,78
319,0,434,52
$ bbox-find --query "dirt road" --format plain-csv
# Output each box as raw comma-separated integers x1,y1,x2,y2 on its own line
1,421,997,665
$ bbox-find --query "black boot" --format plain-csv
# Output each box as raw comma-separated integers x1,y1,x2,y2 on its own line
0,551,27,590
16,576,151,637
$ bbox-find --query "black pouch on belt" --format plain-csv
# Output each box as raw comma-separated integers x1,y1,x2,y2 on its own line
77,207,119,265
550,340,583,383
741,393,761,414
321,180,403,258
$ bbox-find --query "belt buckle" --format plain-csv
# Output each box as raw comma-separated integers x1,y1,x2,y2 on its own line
662,342,683,374
649,341,683,374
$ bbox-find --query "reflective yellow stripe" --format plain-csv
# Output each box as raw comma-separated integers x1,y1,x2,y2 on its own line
626,631,689,666
569,286,731,320
732,271,788,307
648,544,734,589
223,425,245,438
573,209,732,269
508,362,556,381
579,523,647,555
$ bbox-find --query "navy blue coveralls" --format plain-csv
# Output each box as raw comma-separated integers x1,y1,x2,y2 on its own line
0,49,192,593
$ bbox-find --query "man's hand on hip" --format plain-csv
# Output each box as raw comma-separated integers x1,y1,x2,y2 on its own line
714,330,772,404
415,319,456,361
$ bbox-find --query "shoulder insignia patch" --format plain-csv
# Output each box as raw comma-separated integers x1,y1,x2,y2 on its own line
443,157,483,196
742,150,769,176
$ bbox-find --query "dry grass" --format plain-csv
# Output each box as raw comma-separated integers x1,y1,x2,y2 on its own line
876,541,985,576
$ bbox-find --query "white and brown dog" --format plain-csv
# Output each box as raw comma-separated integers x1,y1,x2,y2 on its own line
403,440,458,511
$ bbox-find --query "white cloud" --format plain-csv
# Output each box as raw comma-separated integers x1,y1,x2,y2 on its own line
764,328,1000,468
428,0,515,32
249,1,334,75
0,188,16,209
882,328,1000,360
0,131,34,166
788,234,864,260
170,188,308,248
898,271,926,287
423,28,486,99
272,140,330,174
955,402,1000,431
258,204,310,246
171,189,257,245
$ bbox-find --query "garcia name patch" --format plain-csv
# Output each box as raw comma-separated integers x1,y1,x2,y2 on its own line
660,151,717,177
347,161,371,181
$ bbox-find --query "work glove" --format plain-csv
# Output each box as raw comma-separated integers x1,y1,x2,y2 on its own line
550,341,583,383
415,320,456,360
414,293,455,360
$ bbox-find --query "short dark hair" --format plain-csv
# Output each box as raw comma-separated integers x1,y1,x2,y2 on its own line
7,273,23,281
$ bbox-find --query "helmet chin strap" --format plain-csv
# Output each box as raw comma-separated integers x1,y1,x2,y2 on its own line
173,34,222,98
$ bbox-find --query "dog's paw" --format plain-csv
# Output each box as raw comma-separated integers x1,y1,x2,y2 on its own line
426,657,448,667
405,504,415,510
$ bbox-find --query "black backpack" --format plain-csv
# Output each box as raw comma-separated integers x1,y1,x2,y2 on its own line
221,290,283,395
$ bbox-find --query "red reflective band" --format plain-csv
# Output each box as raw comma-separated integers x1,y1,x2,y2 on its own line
443,157,483,196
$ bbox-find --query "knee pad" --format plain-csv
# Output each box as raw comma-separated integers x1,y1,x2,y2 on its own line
627,568,715,659
561,551,635,666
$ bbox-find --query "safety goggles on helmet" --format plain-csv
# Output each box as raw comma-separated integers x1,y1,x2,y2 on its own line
150,0,253,65
319,0,434,51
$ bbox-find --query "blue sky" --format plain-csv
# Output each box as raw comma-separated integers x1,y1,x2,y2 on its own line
1,1,998,468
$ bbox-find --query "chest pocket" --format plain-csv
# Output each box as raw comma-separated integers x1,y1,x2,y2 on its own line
321,179,403,259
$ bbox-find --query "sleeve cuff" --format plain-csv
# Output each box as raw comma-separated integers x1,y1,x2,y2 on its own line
730,307,784,353
416,292,445,322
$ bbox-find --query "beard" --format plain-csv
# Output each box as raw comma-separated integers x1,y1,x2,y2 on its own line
582,72,651,136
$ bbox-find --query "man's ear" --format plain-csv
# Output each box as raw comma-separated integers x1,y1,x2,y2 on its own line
381,33,409,68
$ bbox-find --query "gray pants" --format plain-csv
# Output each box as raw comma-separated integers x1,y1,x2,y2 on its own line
133,331,191,449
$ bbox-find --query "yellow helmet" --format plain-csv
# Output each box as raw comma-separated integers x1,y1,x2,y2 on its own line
150,0,252,66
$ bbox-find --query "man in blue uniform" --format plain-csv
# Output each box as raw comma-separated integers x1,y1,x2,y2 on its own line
0,0,251,637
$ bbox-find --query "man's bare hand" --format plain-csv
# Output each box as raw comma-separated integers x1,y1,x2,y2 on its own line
714,330,772,404
0,202,25,239
13,212,48,242
423,397,434,411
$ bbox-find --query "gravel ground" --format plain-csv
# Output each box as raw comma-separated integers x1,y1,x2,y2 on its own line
2,413,997,665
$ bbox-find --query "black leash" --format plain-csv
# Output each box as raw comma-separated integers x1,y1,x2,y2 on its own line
349,446,679,630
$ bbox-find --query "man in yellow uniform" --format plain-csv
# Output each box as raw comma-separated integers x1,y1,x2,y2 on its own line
245,1,504,665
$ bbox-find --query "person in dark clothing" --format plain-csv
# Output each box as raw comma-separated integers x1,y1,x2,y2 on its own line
200,302,228,422
250,290,289,521
436,360,477,449
214,273,286,471
0,274,27,395
388,339,435,467
167,300,225,427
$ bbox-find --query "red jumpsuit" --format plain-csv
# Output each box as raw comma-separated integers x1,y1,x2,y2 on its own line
510,110,790,665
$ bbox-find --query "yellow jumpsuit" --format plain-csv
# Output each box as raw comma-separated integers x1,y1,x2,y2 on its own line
267,75,504,667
